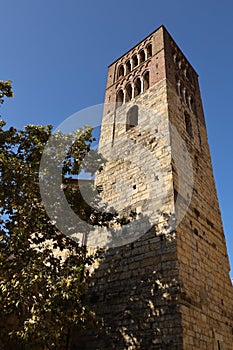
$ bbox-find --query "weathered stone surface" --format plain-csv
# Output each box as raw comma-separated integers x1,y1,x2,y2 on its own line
77,25,233,350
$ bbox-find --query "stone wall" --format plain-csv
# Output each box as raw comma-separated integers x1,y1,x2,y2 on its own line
78,26,233,350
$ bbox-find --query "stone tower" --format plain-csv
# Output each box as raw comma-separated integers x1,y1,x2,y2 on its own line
82,25,233,350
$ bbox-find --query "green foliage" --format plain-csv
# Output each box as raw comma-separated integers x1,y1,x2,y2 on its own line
0,119,104,349
0,80,13,104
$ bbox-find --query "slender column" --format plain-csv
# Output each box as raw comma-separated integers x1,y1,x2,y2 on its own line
123,64,126,76
132,83,135,99
130,58,133,71
177,80,181,96
188,95,192,110
123,90,126,104
182,87,186,103
140,77,144,94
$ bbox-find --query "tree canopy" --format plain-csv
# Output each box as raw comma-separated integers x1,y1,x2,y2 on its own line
0,81,107,349
0,80,13,105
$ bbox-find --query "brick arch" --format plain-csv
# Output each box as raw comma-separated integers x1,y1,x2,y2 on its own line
132,54,139,69
125,59,131,74
139,49,146,64
134,76,142,97
125,83,133,103
117,64,125,79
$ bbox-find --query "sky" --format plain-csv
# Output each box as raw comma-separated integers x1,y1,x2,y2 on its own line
1,0,233,277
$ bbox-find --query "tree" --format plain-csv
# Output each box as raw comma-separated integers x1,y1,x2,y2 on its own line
0,84,109,349
0,80,13,105
0,81,135,349
0,124,98,349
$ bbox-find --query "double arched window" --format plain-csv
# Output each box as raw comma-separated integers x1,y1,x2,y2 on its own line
176,77,197,115
116,43,152,80
173,51,196,88
116,71,150,108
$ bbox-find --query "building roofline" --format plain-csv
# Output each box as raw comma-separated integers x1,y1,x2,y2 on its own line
108,24,199,76
162,25,199,77
108,25,164,68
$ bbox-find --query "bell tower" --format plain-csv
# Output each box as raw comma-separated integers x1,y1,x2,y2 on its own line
83,25,233,350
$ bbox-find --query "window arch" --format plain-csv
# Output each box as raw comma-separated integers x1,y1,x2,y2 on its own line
132,54,139,69
146,43,152,58
178,60,185,70
134,77,142,97
126,60,131,74
190,96,197,114
117,65,124,79
125,83,133,102
116,90,124,108
139,50,146,64
143,71,149,91
126,105,139,131
186,70,193,84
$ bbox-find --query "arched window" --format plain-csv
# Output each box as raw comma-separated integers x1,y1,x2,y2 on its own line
185,112,193,137
146,44,152,58
118,65,124,79
126,105,139,131
139,50,146,64
125,83,133,102
116,90,124,108
186,70,193,84
126,60,131,74
190,96,197,114
143,71,149,91
134,77,142,97
173,53,177,63
132,54,139,69
178,60,185,70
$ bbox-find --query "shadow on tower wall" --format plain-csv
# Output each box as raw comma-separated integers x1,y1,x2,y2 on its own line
74,214,184,350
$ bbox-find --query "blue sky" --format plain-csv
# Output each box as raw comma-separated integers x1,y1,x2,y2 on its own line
1,0,233,277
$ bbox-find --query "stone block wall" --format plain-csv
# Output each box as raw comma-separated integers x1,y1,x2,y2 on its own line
78,26,233,349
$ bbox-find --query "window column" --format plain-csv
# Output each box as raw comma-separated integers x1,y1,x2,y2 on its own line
141,76,144,94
